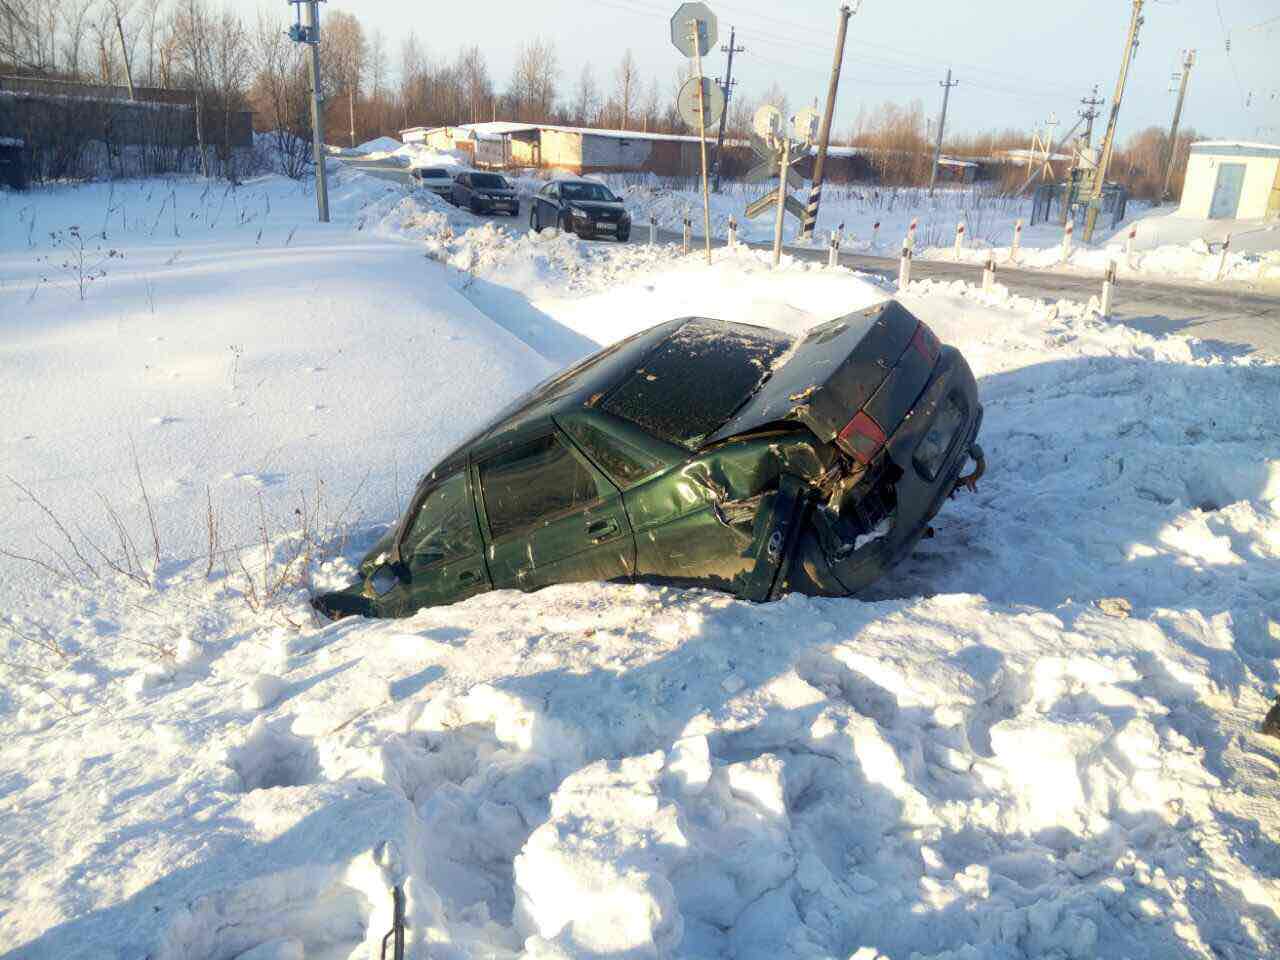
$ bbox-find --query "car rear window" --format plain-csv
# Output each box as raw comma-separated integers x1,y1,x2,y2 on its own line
472,173,508,189
600,319,793,449
418,168,447,178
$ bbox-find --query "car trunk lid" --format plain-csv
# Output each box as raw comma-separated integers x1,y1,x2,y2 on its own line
702,299,932,454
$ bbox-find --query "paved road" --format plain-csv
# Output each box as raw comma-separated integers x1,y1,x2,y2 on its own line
340,158,1279,359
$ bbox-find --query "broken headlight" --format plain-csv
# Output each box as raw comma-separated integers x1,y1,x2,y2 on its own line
913,395,965,481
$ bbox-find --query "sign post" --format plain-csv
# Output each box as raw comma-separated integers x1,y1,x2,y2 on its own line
670,2,719,265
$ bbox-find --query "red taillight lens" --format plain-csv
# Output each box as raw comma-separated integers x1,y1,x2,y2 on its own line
838,410,887,464
910,321,940,366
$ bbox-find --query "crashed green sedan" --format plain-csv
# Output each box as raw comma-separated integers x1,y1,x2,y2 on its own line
315,299,984,619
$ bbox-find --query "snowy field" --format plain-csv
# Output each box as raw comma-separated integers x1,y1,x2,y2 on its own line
2,164,1279,960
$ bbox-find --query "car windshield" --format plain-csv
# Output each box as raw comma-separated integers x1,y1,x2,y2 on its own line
561,182,617,203
601,319,793,449
472,173,508,189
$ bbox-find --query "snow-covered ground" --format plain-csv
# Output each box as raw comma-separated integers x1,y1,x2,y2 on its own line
2,167,1279,960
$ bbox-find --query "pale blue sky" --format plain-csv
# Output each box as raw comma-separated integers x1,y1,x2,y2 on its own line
261,0,1279,142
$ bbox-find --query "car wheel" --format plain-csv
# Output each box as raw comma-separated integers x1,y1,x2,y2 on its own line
530,207,539,232
559,212,572,234
618,228,631,242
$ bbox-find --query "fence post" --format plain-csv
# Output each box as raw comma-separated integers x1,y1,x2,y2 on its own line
906,217,918,252
648,213,657,246
953,221,965,261
982,254,995,291
1214,233,1231,282
1060,219,1074,263
899,245,912,290
682,215,692,253
1010,219,1022,264
871,219,880,250
727,215,738,249
1100,260,1116,317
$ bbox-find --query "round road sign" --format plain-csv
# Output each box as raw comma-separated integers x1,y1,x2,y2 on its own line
677,75,725,133
670,2,718,58
791,107,819,145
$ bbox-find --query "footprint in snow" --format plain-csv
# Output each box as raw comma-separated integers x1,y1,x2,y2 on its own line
150,416,181,426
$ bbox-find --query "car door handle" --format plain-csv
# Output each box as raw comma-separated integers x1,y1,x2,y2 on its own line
586,518,620,543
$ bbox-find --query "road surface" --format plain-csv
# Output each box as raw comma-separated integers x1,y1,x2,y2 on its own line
338,157,1279,359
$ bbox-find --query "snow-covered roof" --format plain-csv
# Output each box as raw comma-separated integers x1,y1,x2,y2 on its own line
404,121,747,147
1189,140,1280,156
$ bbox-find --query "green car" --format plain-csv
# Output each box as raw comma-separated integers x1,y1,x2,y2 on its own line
315,299,984,620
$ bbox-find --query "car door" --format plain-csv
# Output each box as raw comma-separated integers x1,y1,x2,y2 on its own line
452,173,468,206
537,184,559,229
475,431,635,592
379,468,490,616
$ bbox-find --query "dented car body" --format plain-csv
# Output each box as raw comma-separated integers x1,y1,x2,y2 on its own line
314,300,984,619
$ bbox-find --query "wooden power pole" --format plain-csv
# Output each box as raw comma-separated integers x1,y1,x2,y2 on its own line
713,26,743,193
1083,0,1144,243
1161,49,1195,201
928,68,958,196
799,3,854,240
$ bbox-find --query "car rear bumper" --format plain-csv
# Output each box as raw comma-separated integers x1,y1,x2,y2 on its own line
790,345,983,596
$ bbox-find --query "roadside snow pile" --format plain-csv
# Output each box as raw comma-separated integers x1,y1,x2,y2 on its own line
2,168,1279,959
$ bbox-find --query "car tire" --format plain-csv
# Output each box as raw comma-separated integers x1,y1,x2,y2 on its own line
618,228,631,242
530,208,539,232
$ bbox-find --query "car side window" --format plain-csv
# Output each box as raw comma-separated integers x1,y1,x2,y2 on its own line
479,434,599,539
403,471,479,565
561,418,662,488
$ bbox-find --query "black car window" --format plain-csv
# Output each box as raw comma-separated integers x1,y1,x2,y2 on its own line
455,173,468,184
561,418,662,488
561,182,617,202
600,319,793,449
479,434,599,539
539,183,556,198
418,168,447,178
472,173,508,189
403,471,479,565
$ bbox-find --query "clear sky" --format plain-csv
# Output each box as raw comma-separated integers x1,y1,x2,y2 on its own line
260,0,1279,143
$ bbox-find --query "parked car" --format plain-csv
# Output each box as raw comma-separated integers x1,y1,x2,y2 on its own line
314,300,985,620
410,166,454,197
530,177,631,241
450,171,519,216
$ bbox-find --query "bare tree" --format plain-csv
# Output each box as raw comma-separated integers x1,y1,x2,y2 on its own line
509,36,556,122
249,7,310,177
572,61,599,126
456,44,491,124
641,75,660,133
324,9,365,147
613,48,638,130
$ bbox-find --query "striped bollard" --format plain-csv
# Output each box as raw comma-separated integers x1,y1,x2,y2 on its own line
727,216,738,250
953,221,965,261
898,245,912,290
906,217,918,252
682,215,691,253
1061,219,1074,263
1100,260,1116,317
1126,224,1137,268
1010,219,1022,263
648,213,656,246
871,220,880,250
982,254,996,291
1215,233,1231,282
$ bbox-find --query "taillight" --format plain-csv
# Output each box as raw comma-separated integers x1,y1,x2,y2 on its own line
910,322,940,366
838,410,887,465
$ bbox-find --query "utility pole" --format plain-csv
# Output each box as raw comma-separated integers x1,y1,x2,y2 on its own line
1079,84,1104,146
713,26,743,193
800,3,854,241
291,0,330,222
928,68,958,196
1084,0,1144,242
1161,49,1195,201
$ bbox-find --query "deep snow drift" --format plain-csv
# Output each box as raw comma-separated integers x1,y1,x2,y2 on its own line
1,174,1278,960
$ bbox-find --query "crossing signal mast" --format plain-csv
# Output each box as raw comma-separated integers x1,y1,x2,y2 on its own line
289,0,329,223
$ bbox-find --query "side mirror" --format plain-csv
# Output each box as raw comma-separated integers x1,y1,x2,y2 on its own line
363,563,401,599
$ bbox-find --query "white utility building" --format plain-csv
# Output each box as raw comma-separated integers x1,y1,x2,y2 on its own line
1177,141,1280,220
